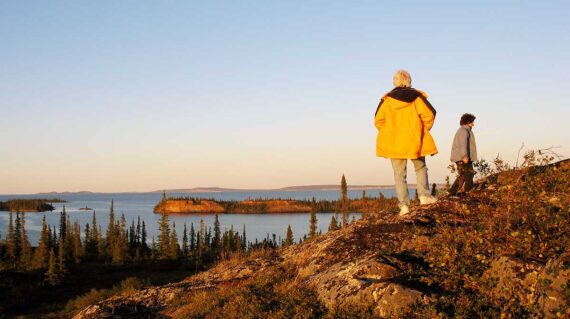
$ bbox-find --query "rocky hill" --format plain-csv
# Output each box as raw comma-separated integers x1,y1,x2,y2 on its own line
75,160,569,318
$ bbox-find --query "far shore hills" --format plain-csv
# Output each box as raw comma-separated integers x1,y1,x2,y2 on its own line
27,184,444,196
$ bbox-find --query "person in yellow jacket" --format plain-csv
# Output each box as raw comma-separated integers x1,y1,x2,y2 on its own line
374,70,438,216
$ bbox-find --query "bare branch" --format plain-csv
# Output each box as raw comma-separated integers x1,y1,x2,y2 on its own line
515,142,524,168
538,145,564,160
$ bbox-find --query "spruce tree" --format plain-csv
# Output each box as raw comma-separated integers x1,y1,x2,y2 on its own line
242,224,247,251
195,231,202,267
340,174,349,226
341,174,348,203
431,183,437,196
52,227,58,250
106,200,116,254
169,222,180,260
234,231,243,254
157,213,170,259
199,219,205,249
228,225,235,252
195,219,205,266
58,214,72,264
91,211,98,243
57,234,67,274
46,224,53,252
135,217,142,245
72,221,82,263
97,225,106,258
221,231,229,254
182,223,189,256
141,220,148,251
328,215,339,231
150,237,157,260
14,212,22,259
5,212,17,262
129,219,136,249
65,215,72,246
91,212,99,258
45,248,60,285
189,222,196,253
309,197,318,239
33,215,50,269
284,225,294,246
83,223,93,258
59,206,67,243
213,214,221,253
205,227,212,251
19,213,32,268
112,213,128,264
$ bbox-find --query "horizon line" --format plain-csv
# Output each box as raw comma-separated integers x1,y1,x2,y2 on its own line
0,183,446,197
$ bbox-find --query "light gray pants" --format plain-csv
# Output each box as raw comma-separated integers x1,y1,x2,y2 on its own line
390,157,430,207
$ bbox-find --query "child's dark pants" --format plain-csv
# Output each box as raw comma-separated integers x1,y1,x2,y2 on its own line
449,161,475,195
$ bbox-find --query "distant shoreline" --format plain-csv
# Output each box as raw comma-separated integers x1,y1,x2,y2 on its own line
19,184,441,196
0,183,445,196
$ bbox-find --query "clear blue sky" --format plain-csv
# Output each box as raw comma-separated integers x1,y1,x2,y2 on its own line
1,1,568,194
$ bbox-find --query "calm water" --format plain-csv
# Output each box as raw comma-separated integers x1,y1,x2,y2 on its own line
0,189,399,245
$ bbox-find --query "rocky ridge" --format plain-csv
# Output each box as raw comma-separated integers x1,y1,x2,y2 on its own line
75,160,570,318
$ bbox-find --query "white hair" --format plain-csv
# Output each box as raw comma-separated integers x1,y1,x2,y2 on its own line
393,70,412,87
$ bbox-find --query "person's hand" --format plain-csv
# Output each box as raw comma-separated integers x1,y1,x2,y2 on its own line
462,156,469,164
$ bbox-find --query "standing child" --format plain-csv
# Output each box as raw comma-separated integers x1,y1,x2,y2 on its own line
449,113,477,195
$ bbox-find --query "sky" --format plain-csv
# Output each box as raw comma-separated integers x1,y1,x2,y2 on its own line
1,0,569,194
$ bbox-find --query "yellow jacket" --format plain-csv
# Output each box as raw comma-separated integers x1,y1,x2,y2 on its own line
374,87,438,159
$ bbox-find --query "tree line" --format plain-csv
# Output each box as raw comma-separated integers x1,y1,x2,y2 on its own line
0,175,397,287
0,200,308,286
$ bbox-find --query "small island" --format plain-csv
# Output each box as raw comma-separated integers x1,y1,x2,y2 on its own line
152,195,355,214
79,206,93,211
0,198,65,212
154,198,316,214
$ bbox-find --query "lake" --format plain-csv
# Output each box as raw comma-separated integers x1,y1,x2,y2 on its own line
0,189,400,245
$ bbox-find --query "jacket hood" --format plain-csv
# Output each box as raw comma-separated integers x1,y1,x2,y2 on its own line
380,87,424,110
384,87,428,102
375,87,434,116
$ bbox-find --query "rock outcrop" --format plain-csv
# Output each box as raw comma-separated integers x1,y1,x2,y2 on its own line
155,199,225,214
75,211,432,318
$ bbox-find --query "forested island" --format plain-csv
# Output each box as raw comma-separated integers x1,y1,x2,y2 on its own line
154,197,321,214
153,174,429,215
153,189,386,214
0,198,65,212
